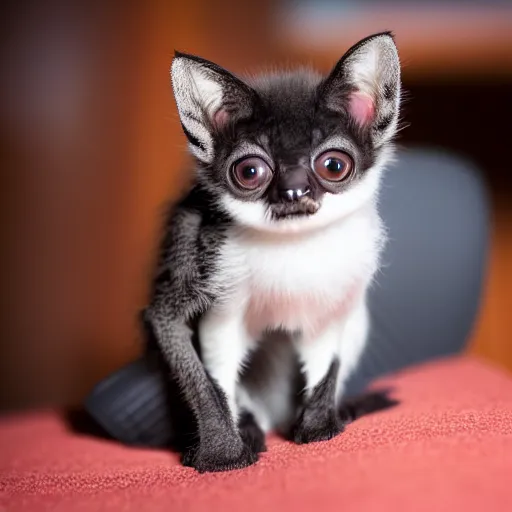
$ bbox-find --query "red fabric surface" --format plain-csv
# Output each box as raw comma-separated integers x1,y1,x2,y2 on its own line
1,356,512,512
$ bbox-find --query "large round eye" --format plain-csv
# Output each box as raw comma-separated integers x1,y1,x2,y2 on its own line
313,151,353,182
232,156,272,190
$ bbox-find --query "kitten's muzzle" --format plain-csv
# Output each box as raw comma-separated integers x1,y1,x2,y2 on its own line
269,167,320,218
270,195,320,219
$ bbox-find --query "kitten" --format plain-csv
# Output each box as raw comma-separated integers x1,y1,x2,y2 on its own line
145,32,401,473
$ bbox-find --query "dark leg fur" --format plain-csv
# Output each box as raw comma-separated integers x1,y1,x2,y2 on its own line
143,198,263,472
238,410,267,454
146,307,257,473
180,372,258,472
292,359,342,444
291,368,399,445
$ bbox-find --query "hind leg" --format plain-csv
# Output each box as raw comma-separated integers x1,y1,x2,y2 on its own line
292,296,370,444
292,322,342,444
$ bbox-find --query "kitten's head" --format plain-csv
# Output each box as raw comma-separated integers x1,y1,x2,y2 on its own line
171,32,401,233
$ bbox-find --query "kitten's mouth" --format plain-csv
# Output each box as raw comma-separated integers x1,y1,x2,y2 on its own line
269,196,320,220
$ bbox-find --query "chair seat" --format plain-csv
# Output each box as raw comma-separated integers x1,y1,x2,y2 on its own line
1,356,512,512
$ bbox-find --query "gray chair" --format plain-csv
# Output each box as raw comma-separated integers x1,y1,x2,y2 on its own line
347,147,489,394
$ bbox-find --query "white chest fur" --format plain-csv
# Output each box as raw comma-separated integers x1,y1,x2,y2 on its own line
215,204,384,339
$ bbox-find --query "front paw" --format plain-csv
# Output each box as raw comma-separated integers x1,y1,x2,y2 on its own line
292,408,344,445
182,440,258,473
239,411,267,454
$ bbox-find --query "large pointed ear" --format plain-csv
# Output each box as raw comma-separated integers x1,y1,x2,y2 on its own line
171,52,255,163
319,32,401,147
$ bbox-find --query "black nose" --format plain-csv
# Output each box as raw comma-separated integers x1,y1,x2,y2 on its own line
279,186,311,202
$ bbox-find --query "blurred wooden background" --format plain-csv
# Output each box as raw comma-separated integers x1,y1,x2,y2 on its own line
1,0,510,410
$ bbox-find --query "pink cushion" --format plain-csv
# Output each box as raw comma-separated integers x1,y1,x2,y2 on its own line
1,356,512,512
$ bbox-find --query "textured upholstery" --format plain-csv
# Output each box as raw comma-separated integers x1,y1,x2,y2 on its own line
2,357,512,512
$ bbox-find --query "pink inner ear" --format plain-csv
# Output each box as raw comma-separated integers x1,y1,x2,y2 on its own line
348,92,375,127
213,108,230,130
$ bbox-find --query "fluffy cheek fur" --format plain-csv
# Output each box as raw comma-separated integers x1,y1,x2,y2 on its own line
220,160,387,234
